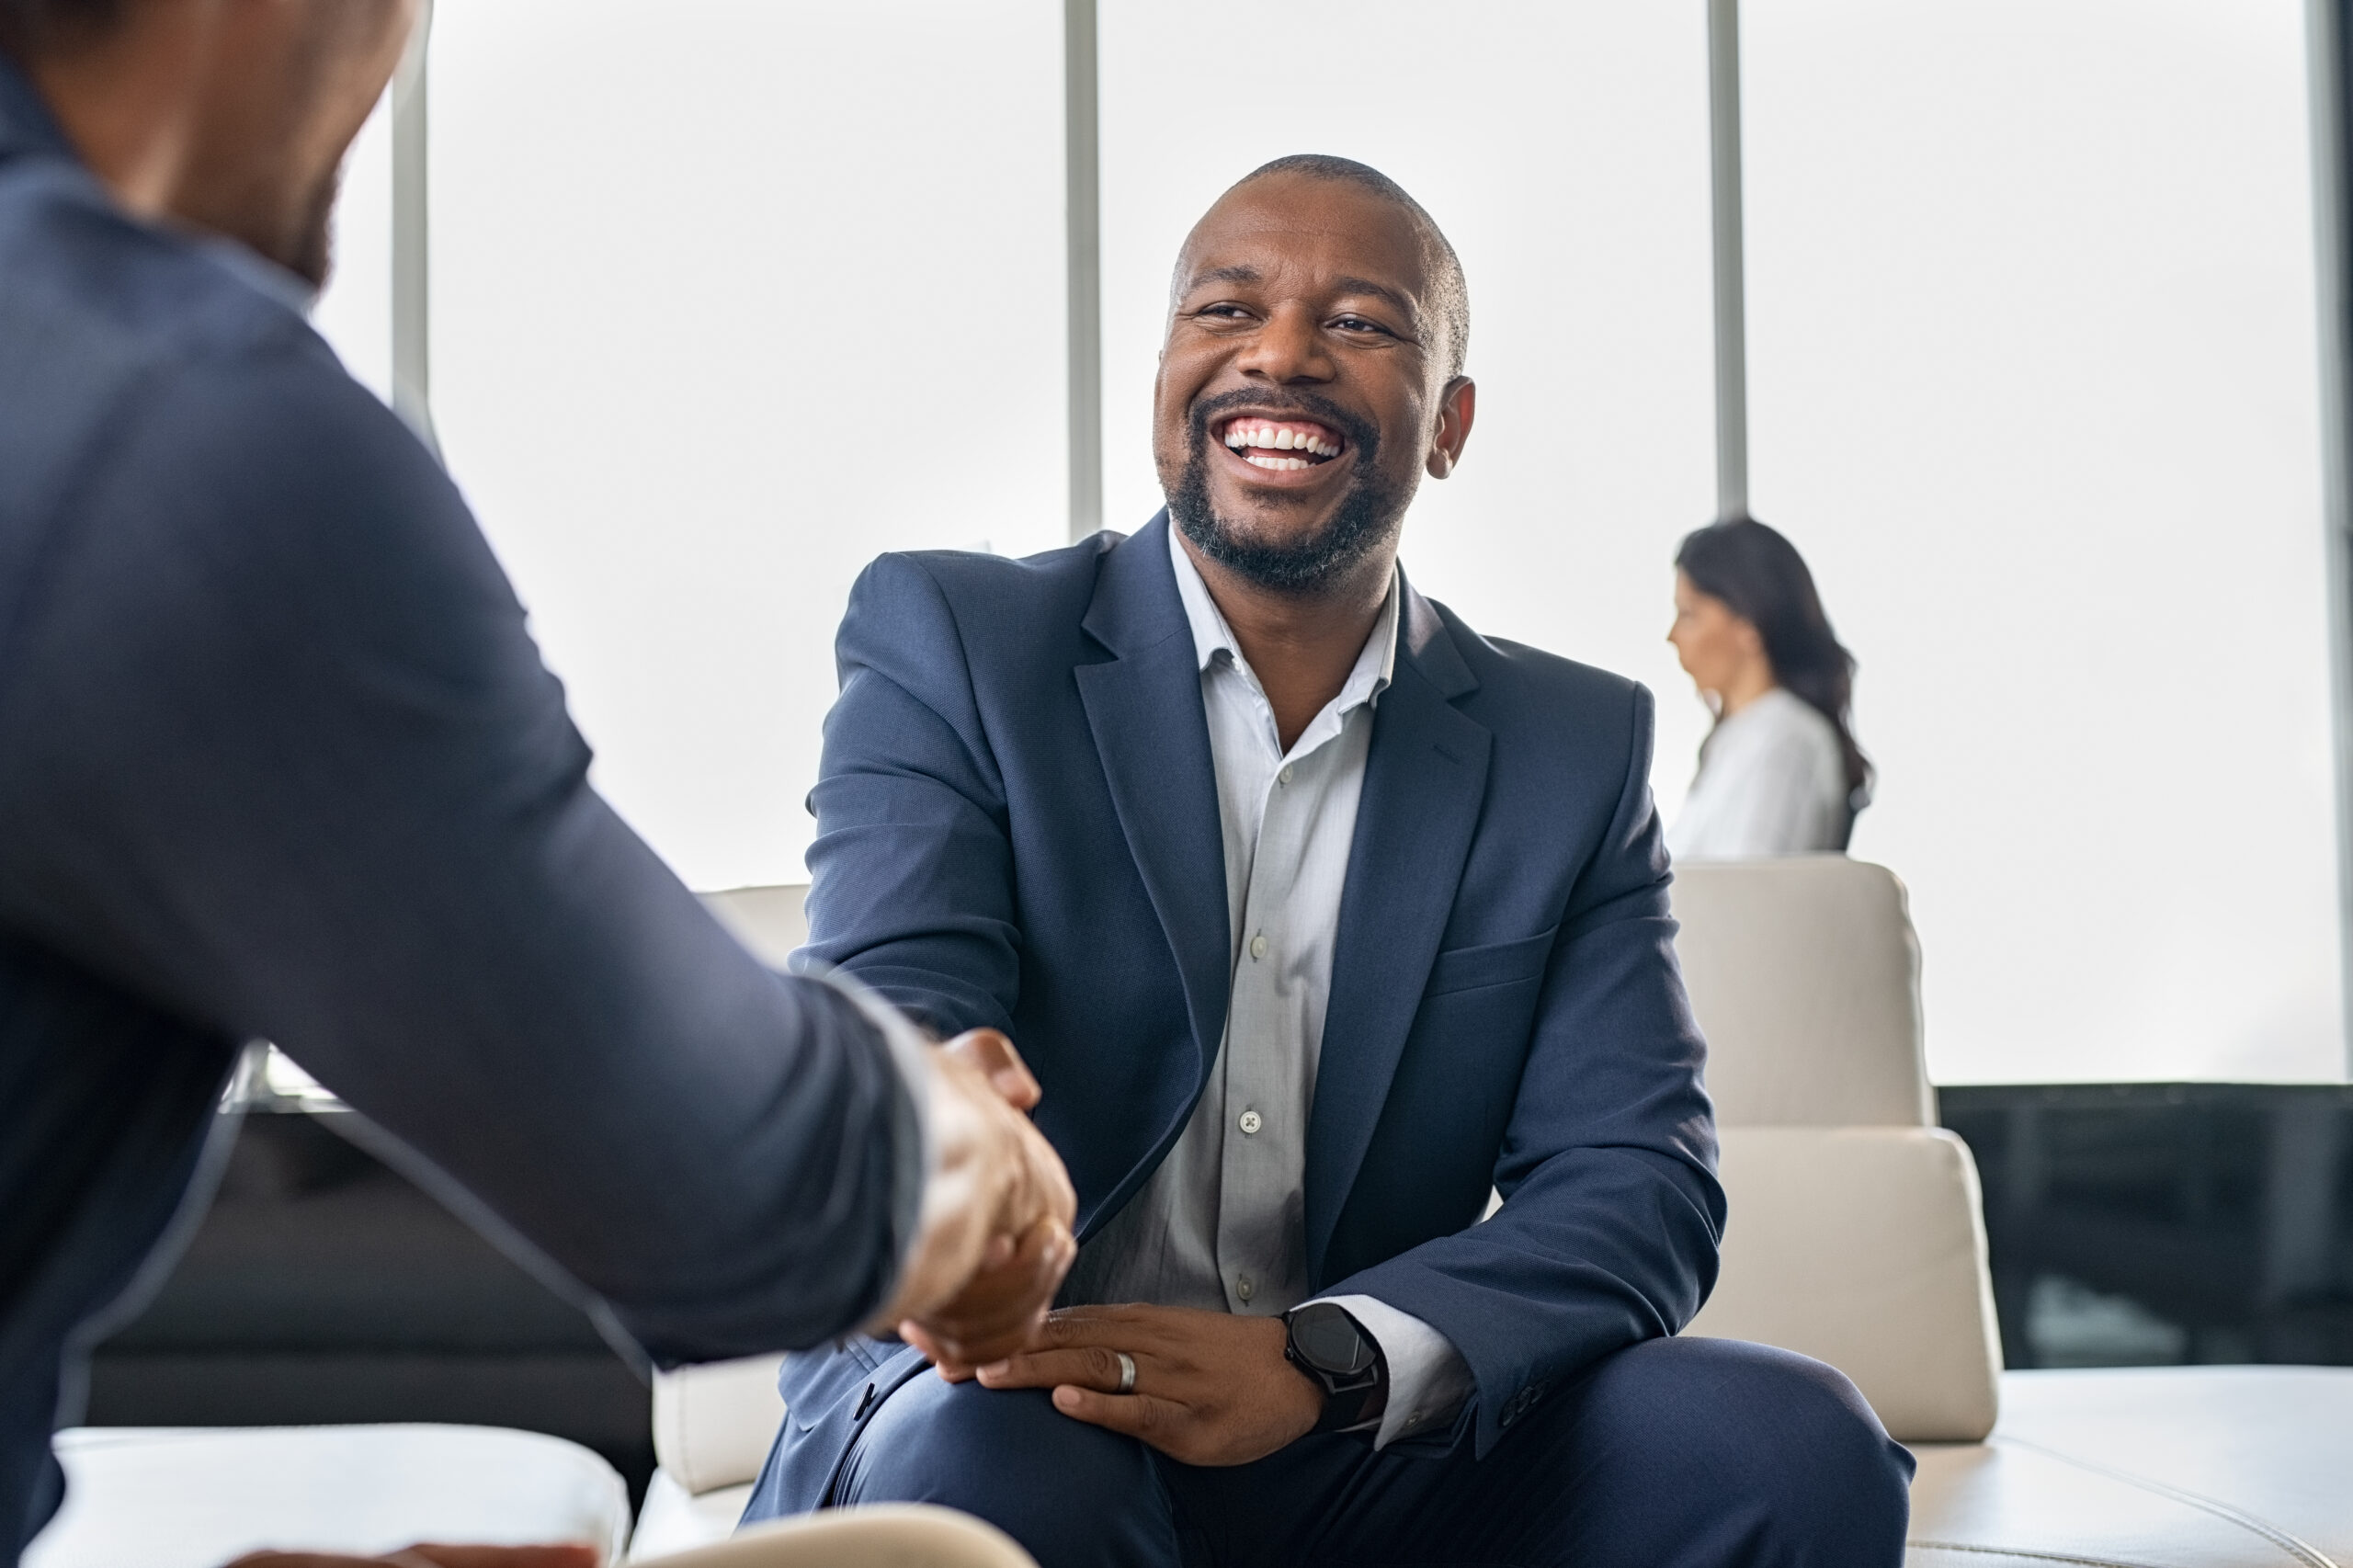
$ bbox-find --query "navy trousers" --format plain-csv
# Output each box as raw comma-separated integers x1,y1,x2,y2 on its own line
739,1335,1916,1568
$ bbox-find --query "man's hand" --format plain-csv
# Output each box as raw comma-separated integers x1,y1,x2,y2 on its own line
974,1303,1324,1467
869,1029,1076,1367
227,1548,596,1568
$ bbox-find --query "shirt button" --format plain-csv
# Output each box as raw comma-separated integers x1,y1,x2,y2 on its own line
1236,1276,1255,1302
1249,934,1268,960
1238,1108,1263,1135
1279,765,1294,785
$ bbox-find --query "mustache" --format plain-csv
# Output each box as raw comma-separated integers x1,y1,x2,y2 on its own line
1186,388,1379,462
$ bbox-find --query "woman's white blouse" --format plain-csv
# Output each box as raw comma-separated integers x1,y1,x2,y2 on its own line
1666,687,1851,861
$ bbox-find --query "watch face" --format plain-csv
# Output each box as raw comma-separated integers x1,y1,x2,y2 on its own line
1291,1303,1375,1375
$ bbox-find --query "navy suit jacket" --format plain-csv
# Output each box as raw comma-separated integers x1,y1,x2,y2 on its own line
784,514,1723,1472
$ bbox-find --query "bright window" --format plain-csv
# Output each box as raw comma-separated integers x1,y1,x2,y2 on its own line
311,89,392,403
1742,0,2342,1081
426,0,1065,892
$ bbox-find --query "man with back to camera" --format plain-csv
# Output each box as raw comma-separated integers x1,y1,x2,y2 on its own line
0,3,1082,1563
739,157,1920,1566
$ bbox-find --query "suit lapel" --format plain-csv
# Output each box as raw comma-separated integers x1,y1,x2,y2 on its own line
1074,516,1232,1175
1305,586,1490,1280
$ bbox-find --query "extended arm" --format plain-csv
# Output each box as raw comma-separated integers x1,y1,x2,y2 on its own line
801,551,1025,1037
0,339,938,1361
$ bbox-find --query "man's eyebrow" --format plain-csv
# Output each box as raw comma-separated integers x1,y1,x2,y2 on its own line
1183,265,1264,290
1330,276,1422,324
1179,266,1422,326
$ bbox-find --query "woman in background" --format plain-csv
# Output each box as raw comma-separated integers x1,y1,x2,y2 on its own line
1665,517,1872,859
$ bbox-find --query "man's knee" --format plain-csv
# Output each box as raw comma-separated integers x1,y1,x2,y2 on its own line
1574,1337,1914,1559
840,1371,1173,1568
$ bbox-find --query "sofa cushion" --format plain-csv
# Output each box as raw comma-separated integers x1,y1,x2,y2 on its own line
653,1356,787,1495
26,1425,630,1568
1684,1127,2002,1441
638,1506,1031,1568
630,1472,754,1562
1909,1367,2353,1567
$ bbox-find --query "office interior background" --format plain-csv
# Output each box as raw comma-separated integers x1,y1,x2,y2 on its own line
97,0,2353,1494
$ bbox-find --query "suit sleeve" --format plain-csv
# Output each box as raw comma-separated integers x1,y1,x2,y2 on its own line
799,553,1022,1039
0,335,922,1364
1322,682,1725,1458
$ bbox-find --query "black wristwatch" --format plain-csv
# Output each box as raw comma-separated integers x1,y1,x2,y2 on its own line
1282,1301,1388,1434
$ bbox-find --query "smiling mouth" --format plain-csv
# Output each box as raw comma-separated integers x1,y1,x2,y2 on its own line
1218,415,1346,472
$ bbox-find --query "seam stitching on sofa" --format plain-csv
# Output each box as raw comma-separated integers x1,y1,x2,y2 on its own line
1907,1540,2179,1568
1996,1437,2339,1568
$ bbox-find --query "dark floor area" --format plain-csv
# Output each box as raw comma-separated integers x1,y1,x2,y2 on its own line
83,1085,2353,1506
86,1112,656,1502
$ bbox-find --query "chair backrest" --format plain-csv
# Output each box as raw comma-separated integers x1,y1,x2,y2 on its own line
1669,857,1933,1128
1669,858,2002,1441
703,884,811,969
653,1354,789,1497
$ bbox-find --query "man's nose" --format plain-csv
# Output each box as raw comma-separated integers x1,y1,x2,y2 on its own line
1236,303,1334,383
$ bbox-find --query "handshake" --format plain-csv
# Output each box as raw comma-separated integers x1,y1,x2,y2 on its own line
870,1029,1078,1374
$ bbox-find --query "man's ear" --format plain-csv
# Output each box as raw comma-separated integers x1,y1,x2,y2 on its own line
1426,377,1476,479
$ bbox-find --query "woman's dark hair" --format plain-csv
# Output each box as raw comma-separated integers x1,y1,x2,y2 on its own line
1676,517,1873,814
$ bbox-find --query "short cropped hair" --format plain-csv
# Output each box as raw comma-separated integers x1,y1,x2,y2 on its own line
0,0,128,52
1234,153,1471,380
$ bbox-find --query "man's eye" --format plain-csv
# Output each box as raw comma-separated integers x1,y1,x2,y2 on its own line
1197,304,1252,321
1332,316,1393,336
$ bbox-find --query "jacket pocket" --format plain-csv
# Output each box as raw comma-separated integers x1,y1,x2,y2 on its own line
1422,926,1558,998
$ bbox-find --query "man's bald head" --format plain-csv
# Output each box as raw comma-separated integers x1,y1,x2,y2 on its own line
1154,154,1480,603
1189,153,1471,381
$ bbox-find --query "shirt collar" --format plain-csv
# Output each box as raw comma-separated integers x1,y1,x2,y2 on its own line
195,233,319,315
1166,517,1400,714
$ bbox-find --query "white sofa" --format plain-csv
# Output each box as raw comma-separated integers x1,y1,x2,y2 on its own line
1674,857,2353,1568
27,1421,1021,1568
652,869,2353,1564
50,869,2347,1566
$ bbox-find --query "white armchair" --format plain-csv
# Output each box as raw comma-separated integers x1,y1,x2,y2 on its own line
1669,857,2353,1567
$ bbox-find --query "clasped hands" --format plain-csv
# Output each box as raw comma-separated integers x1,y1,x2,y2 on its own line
875,1029,1324,1468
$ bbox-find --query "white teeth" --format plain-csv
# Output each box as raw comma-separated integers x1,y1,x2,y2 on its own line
1222,422,1339,461
1243,452,1311,472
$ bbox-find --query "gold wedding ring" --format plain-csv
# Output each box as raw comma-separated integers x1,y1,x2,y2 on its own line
1114,1351,1137,1394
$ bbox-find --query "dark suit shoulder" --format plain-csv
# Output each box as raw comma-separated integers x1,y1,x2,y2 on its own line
863,532,1118,619
844,531,1126,681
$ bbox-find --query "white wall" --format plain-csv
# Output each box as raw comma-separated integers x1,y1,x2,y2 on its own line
1744,0,2342,1082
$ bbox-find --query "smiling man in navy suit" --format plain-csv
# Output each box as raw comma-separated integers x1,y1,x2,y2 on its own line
740,156,1915,1567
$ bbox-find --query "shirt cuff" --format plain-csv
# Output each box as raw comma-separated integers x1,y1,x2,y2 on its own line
1315,1293,1476,1449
